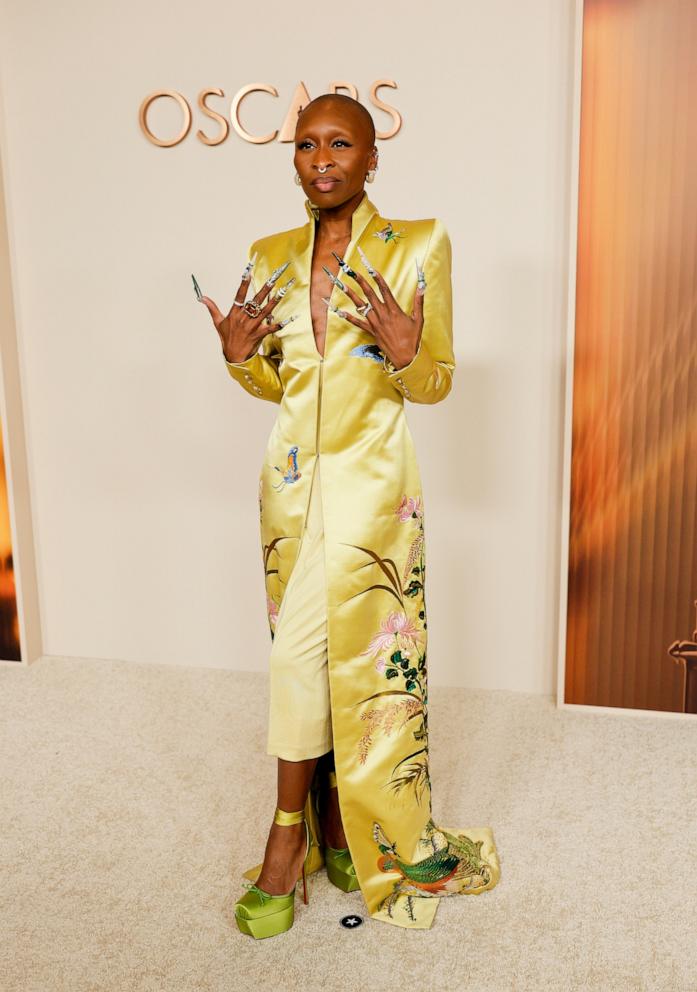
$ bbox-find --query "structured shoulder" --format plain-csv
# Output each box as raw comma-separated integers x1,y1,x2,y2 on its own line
371,215,450,251
249,223,306,258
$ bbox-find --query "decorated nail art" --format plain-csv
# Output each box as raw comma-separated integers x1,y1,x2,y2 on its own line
321,297,349,318
357,245,378,277
276,276,296,299
321,264,347,292
331,250,358,279
240,251,258,281
279,315,298,327
265,260,291,287
191,273,203,301
415,256,427,293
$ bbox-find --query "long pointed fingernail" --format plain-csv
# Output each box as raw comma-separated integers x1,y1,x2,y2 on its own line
276,276,296,299
415,255,427,293
321,264,346,292
241,251,257,281
331,250,358,279
279,314,298,327
322,297,348,318
191,273,203,300
266,260,291,287
357,245,377,277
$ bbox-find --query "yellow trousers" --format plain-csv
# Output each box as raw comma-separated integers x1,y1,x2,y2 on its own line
266,459,334,761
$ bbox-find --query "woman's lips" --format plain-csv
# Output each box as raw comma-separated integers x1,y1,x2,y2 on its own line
313,179,340,192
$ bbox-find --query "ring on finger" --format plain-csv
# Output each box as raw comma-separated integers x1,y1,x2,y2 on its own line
356,301,373,317
243,300,263,317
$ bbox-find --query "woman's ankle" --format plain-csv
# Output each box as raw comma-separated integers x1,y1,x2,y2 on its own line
320,786,348,849
256,820,307,894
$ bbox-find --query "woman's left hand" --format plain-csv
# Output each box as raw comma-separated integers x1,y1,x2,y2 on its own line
329,250,426,370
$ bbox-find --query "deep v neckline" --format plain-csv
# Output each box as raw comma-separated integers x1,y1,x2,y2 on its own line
308,220,326,361
302,192,379,362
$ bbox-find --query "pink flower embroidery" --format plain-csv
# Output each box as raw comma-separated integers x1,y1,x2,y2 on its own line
267,595,279,628
396,495,423,522
361,610,425,672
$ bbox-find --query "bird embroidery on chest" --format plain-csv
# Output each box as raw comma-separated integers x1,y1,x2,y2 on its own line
374,221,406,244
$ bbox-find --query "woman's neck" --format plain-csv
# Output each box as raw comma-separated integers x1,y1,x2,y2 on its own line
314,190,365,246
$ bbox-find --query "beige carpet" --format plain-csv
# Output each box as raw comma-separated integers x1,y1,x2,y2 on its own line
1,655,695,992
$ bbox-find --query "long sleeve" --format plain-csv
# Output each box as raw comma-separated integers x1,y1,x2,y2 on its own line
224,241,285,404
381,217,455,404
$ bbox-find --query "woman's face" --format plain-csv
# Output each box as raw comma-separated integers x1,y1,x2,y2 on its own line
293,104,377,209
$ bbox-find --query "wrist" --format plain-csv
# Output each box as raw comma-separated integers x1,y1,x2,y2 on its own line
224,342,257,363
387,348,416,371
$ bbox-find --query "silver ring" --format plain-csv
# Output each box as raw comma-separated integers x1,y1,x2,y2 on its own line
356,302,372,317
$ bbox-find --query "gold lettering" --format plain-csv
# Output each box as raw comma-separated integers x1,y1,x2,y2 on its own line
231,84,278,144
328,82,359,99
369,80,401,139
139,90,192,147
278,81,313,142
197,89,229,146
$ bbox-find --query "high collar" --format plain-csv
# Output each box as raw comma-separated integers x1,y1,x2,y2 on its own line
303,190,379,244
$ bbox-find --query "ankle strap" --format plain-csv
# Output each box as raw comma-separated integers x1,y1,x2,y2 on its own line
274,806,305,826
328,769,338,789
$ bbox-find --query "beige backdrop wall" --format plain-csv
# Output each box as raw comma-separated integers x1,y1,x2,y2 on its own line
0,0,577,692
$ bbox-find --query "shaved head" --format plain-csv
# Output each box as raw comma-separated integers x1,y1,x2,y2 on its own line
297,93,376,147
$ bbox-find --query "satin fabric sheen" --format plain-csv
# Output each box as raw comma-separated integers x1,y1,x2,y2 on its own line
225,192,501,929
266,459,333,760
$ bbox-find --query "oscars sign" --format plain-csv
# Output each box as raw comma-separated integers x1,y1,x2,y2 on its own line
138,81,402,147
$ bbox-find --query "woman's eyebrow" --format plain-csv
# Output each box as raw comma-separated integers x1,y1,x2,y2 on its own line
296,129,354,140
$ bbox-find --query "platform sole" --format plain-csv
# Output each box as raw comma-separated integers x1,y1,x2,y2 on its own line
235,902,295,939
325,856,361,893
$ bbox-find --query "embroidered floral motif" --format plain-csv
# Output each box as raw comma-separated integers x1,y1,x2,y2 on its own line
396,495,423,521
261,534,295,639
266,594,279,634
344,494,430,805
361,611,424,676
269,445,301,491
349,343,385,363
374,221,406,244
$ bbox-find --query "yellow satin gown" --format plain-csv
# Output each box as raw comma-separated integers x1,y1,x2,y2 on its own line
225,191,501,929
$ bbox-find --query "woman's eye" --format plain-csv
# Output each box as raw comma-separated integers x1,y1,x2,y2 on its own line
297,139,351,149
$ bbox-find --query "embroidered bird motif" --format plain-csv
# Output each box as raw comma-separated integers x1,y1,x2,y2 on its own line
374,221,406,244
271,445,301,491
372,819,493,921
349,343,385,363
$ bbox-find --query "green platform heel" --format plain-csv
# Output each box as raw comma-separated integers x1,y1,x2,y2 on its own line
234,806,312,939
321,769,360,893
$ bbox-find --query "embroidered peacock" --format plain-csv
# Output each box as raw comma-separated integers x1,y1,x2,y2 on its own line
372,818,493,921
270,445,301,491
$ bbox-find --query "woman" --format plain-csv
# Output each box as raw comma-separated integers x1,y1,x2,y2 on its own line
196,94,500,937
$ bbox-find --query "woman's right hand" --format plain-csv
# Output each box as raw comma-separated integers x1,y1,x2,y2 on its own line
199,258,294,363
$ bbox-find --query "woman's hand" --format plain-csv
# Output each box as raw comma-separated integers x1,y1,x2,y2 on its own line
198,257,296,364
325,247,427,370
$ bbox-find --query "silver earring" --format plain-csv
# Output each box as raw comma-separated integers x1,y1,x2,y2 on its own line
366,168,377,183
294,172,303,185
